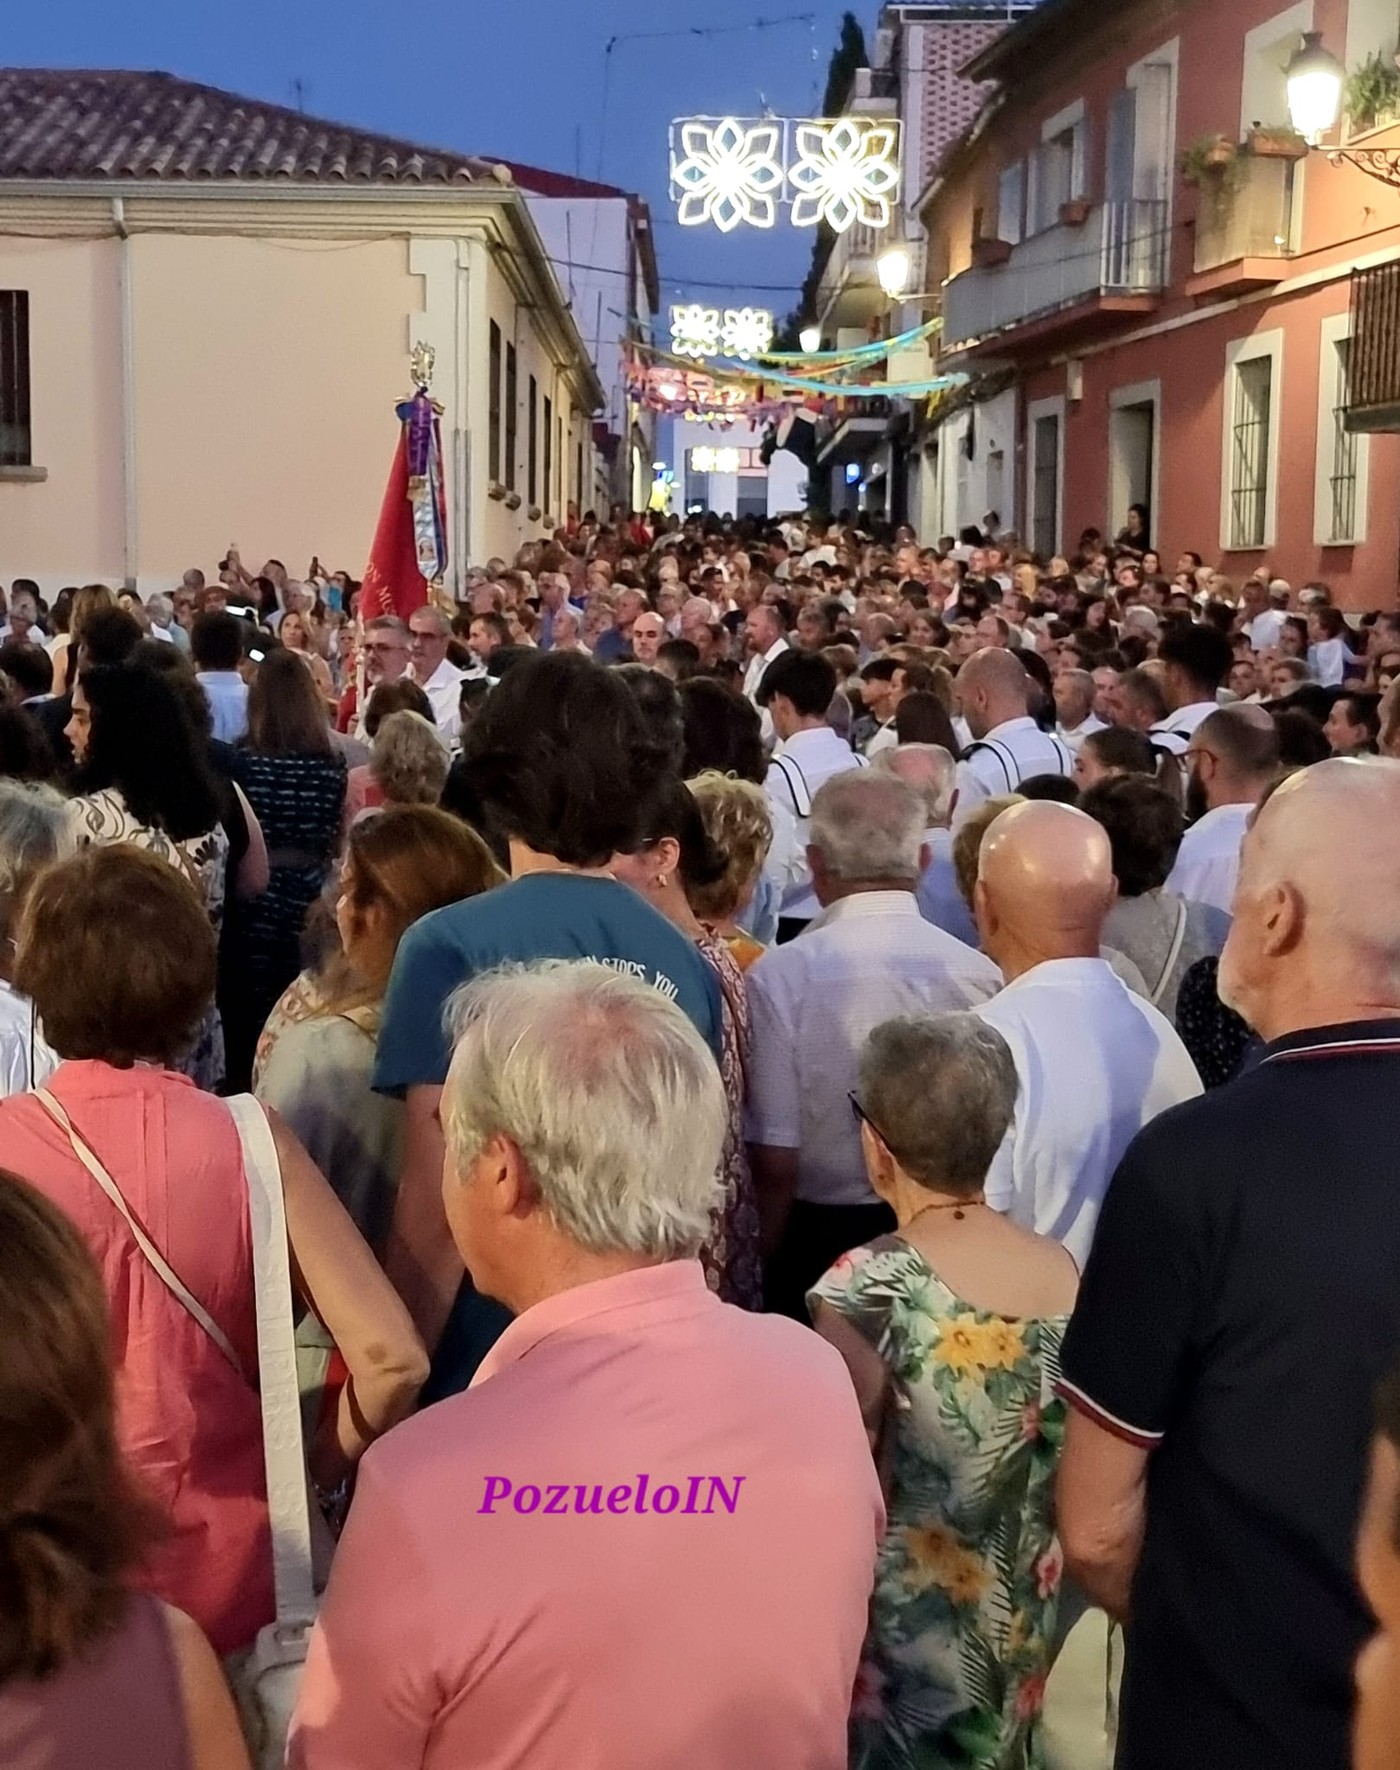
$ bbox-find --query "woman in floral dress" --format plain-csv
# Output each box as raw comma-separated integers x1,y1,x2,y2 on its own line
810,1012,1078,1770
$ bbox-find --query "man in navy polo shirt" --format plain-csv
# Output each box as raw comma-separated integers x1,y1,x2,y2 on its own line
1056,758,1400,1770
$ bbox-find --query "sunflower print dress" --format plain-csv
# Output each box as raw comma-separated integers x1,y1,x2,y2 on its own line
810,1237,1069,1770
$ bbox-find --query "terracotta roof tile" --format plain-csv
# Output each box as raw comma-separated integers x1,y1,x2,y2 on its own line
0,68,502,187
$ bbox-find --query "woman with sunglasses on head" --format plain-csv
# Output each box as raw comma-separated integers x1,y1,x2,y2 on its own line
810,1012,1078,1770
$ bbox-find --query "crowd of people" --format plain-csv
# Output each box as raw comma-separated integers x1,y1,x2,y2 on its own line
2,503,1400,1770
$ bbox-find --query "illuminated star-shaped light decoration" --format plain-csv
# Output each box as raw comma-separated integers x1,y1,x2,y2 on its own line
720,307,775,360
789,119,901,233
670,304,723,360
671,119,784,232
692,446,741,473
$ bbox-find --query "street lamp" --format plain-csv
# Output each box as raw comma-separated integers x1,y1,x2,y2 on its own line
877,243,912,299
1285,31,1345,144
1285,32,1400,184
799,323,823,353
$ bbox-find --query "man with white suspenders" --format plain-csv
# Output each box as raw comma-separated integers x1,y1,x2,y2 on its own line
757,650,867,944
952,648,1074,828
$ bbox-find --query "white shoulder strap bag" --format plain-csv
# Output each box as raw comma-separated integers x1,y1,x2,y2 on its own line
36,1089,316,1769
225,1094,318,1770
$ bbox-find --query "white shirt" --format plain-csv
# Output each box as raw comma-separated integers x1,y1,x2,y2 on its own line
1244,609,1287,651
1149,699,1218,759
1165,800,1254,915
1057,714,1107,753
742,636,791,704
743,636,791,750
765,726,867,921
953,717,1074,827
0,979,58,1098
746,893,1002,1207
1309,636,1350,687
863,720,897,758
974,957,1202,1266
414,656,466,744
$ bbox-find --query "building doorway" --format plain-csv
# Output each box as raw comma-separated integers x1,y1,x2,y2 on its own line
1108,380,1161,545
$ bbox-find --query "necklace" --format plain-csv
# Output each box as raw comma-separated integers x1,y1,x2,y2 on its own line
907,1195,987,1225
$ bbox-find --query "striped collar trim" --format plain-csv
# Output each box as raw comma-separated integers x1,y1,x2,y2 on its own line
1262,1031,1400,1065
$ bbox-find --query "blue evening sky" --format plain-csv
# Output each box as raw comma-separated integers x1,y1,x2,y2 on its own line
8,0,859,317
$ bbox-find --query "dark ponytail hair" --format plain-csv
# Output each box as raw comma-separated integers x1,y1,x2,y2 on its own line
633,776,729,895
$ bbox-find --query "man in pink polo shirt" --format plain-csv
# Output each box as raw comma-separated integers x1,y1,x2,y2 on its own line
289,960,882,1770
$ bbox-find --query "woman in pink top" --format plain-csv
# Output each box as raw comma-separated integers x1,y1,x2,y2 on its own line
3,846,428,1655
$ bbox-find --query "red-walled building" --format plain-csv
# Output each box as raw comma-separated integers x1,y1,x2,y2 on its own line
917,0,1400,606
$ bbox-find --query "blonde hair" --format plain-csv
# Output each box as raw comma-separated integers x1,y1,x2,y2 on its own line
685,771,773,921
369,710,450,806
952,793,1026,912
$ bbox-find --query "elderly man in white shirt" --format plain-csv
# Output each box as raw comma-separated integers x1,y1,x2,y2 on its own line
1239,577,1288,652
1168,704,1280,915
1054,669,1108,753
953,648,1073,827
874,743,981,949
408,605,466,745
743,602,791,749
758,650,866,940
746,769,1002,1316
972,800,1201,1267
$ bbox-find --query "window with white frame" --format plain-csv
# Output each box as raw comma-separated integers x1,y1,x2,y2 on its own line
1315,315,1369,544
1028,103,1087,234
1228,356,1273,548
997,162,1024,244
1241,4,1314,136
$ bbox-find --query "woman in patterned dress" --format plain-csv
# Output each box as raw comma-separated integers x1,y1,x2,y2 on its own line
811,1012,1078,1770
65,662,230,1089
612,777,762,1309
222,649,346,1091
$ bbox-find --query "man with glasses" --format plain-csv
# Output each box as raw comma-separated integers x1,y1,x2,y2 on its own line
408,605,465,743
1167,705,1279,915
336,616,411,737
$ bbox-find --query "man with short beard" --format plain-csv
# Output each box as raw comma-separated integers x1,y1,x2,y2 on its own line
1167,704,1278,912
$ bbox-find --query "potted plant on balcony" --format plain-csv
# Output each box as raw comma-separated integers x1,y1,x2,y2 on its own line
1345,51,1400,134
1246,123,1309,158
1059,196,1092,226
1177,133,1238,186
971,233,1012,268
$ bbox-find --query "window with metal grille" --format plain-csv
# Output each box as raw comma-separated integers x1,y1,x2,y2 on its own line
1329,337,1359,541
1229,355,1272,548
1032,414,1059,556
575,436,583,506
527,376,538,506
543,394,553,513
488,322,502,483
556,415,564,509
0,292,31,468
504,343,518,491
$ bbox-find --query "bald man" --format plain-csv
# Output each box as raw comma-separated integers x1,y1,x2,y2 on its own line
972,801,1200,1266
1057,758,1400,1770
952,648,1073,829
1166,704,1279,914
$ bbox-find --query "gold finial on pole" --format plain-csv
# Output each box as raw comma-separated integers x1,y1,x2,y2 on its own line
410,341,436,392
